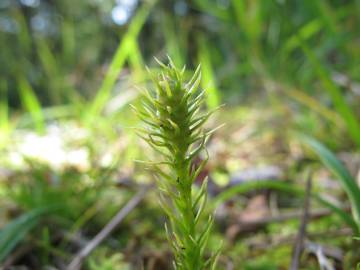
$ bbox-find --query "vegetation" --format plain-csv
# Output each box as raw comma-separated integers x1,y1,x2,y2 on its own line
0,0,360,269
134,59,220,269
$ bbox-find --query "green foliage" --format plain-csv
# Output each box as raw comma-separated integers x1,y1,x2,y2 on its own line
299,134,360,235
86,0,157,125
0,80,10,148
0,206,55,262
244,261,278,270
87,250,129,270
1,0,360,268
197,35,221,110
299,39,360,149
212,179,359,233
133,58,220,269
18,77,45,134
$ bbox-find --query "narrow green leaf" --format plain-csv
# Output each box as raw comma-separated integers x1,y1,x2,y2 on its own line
283,19,323,55
86,0,156,124
0,206,55,262
197,36,221,109
299,38,360,149
212,180,359,233
18,77,44,134
298,134,360,228
0,79,9,133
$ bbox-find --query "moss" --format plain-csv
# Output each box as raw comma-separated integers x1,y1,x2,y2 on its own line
134,57,220,269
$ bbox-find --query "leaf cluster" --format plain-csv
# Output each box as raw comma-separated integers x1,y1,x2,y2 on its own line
133,58,220,270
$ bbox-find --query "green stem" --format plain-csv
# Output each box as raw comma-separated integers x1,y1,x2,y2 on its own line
135,58,219,269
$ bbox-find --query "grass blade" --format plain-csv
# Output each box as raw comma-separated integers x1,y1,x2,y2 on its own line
18,77,45,134
127,38,145,80
0,206,55,262
283,19,323,56
35,38,62,104
212,180,359,234
0,80,9,132
298,134,360,230
162,13,185,67
299,38,360,149
0,79,10,149
86,0,157,124
197,35,221,109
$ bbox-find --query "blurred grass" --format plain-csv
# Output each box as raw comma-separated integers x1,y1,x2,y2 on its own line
86,0,156,125
299,134,360,234
1,0,360,268
197,35,221,109
0,206,56,262
2,0,358,137
18,76,44,134
300,39,360,149
0,80,10,147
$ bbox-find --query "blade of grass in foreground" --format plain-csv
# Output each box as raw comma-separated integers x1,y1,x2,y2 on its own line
18,77,45,134
298,134,360,232
86,0,157,125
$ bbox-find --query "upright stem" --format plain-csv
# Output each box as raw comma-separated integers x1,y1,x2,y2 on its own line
135,58,220,269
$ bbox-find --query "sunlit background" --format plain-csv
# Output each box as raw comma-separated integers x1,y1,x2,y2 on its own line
1,0,360,269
